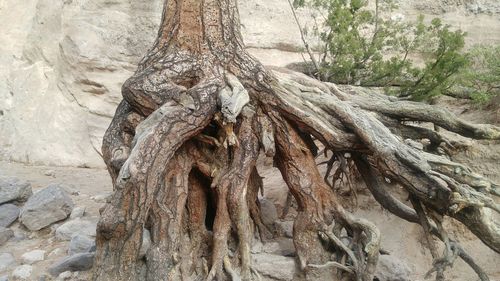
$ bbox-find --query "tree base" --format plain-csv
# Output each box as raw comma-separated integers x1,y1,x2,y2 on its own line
93,4,500,279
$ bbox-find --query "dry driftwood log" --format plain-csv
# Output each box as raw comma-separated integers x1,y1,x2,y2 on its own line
94,0,500,280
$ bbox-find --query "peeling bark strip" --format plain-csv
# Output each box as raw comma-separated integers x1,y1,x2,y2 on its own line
95,0,500,280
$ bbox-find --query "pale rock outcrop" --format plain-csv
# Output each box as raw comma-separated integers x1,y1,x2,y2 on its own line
0,0,499,167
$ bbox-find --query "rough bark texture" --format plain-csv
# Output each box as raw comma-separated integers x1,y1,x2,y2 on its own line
94,0,500,280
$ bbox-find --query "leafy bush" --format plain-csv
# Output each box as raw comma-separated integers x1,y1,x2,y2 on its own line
292,0,469,101
454,45,500,104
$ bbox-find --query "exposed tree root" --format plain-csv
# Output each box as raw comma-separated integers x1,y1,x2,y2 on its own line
95,1,500,280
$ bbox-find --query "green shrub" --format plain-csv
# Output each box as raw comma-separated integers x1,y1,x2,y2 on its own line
455,45,500,104
293,0,469,101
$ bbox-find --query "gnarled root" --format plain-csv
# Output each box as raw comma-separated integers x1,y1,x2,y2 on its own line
272,113,380,281
95,49,500,281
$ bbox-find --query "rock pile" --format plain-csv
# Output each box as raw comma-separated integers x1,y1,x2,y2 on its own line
0,177,98,280
0,174,415,280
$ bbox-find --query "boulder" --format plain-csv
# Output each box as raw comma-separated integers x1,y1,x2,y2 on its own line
20,185,74,231
0,253,16,272
12,265,32,280
0,178,32,205
252,253,296,281
55,219,96,241
0,204,20,227
0,228,14,246
68,235,95,255
259,198,278,227
21,250,45,265
48,253,94,277
375,255,412,281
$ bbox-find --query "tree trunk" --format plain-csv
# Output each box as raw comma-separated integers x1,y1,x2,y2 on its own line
94,0,500,280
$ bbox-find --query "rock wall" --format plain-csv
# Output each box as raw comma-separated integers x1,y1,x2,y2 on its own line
0,0,499,167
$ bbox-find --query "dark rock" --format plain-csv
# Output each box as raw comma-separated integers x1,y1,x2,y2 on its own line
48,253,94,277
0,204,20,227
259,198,278,227
68,235,95,255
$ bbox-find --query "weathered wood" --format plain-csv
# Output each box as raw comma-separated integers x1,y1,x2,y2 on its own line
96,0,500,280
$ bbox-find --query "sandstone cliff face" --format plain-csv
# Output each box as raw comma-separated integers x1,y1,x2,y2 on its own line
0,0,499,167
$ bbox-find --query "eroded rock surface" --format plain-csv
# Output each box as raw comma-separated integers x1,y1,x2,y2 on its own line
0,0,498,167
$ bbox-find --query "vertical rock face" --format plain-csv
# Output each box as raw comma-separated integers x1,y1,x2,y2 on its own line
0,0,164,167
0,0,499,167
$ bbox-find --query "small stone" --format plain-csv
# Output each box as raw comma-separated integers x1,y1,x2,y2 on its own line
12,265,32,280
21,250,45,265
55,219,96,241
251,240,264,254
68,235,95,255
56,271,72,280
252,253,296,281
44,170,56,177
69,207,86,219
48,253,94,276
262,238,295,257
37,274,49,281
375,255,412,281
259,198,278,227
0,204,20,227
276,220,293,238
90,193,112,203
0,253,16,271
20,184,74,231
0,227,14,246
48,248,64,258
0,178,32,205
60,185,79,196
139,229,151,258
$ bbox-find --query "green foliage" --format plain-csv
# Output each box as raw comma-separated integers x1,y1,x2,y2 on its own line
294,0,469,101
455,45,500,104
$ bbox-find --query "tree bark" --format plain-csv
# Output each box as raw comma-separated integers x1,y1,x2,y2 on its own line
94,0,500,280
